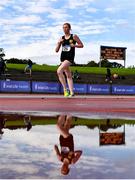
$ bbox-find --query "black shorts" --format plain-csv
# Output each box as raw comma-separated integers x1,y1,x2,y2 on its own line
61,59,74,64
60,134,74,151
60,52,75,64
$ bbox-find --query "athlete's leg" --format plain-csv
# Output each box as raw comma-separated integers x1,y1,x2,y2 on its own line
24,65,28,73
29,69,31,76
64,115,72,130
64,66,74,95
57,60,71,92
29,67,32,76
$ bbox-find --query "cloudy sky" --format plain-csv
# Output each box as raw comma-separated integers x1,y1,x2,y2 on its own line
0,0,135,66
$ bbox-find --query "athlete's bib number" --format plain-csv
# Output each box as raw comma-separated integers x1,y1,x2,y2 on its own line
62,45,71,52
61,146,70,153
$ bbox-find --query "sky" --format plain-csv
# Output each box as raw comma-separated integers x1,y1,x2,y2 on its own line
0,0,135,66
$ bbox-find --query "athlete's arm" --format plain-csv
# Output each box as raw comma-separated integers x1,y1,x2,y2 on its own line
72,34,84,48
54,145,62,161
55,37,64,52
72,150,82,164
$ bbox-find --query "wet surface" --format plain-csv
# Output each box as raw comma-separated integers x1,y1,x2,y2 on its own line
0,113,135,179
1,96,135,119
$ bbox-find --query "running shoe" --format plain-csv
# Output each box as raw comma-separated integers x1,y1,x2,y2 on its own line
64,89,69,97
68,92,75,97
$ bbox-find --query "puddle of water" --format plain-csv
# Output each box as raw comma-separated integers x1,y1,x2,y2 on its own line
0,113,135,179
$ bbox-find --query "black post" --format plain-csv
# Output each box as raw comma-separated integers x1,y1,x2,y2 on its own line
30,77,32,94
109,82,112,95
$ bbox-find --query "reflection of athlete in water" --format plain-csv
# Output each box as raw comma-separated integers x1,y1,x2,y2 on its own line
55,23,83,97
54,115,82,175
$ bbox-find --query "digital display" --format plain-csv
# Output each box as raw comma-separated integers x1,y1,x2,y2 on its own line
100,46,126,60
100,132,125,145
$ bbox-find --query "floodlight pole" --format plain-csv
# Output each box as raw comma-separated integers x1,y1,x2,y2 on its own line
99,58,101,67
99,47,102,67
124,56,126,68
124,47,127,68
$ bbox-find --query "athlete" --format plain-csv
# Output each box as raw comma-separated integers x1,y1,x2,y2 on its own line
24,59,33,76
54,115,82,175
55,23,83,97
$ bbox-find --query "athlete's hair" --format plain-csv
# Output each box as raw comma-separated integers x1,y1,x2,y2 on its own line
63,23,71,30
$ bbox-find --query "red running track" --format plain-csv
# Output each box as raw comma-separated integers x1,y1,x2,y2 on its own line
0,95,135,119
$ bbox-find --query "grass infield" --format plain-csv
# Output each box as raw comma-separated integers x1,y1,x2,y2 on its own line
7,63,135,75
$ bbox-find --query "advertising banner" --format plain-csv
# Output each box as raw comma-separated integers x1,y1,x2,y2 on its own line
32,81,60,93
88,84,110,94
60,83,87,94
73,83,87,94
112,85,135,94
0,80,31,92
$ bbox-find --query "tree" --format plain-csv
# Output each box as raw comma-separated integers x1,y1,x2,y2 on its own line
0,48,5,58
6,58,36,64
87,60,98,67
111,62,123,68
98,59,112,67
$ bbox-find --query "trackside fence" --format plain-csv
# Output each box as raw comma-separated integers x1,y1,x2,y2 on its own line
0,80,135,95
